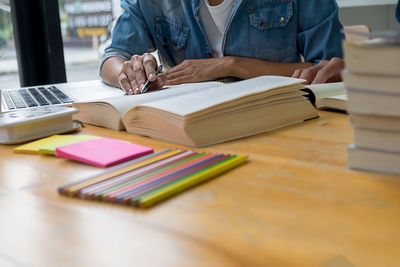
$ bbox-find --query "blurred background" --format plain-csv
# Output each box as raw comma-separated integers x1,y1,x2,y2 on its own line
0,0,399,89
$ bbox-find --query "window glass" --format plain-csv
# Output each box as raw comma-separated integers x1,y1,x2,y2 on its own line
61,0,117,84
0,0,120,89
0,1,18,88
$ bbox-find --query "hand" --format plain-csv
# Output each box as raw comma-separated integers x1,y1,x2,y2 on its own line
118,53,166,95
291,57,345,84
165,58,230,85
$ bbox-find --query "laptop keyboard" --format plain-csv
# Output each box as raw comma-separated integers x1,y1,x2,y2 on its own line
2,86,74,110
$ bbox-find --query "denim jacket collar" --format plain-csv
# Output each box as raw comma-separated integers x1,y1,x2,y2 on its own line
193,0,244,55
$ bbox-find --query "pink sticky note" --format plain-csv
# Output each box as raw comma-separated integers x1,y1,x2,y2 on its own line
55,137,153,168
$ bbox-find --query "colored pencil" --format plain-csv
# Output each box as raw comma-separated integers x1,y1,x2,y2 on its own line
57,150,247,208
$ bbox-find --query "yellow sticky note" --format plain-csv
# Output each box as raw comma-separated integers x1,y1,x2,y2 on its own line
39,135,99,155
14,135,75,154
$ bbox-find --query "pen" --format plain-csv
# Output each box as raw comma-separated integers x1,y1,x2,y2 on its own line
141,64,163,94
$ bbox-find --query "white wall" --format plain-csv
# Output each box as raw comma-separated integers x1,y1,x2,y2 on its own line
337,0,397,8
338,1,400,31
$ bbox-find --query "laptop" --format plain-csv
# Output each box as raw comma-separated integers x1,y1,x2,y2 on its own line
1,80,125,112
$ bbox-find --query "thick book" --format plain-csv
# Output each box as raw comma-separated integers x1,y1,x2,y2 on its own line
73,76,319,147
343,39,400,76
342,71,400,94
348,144,400,175
347,89,400,116
354,127,400,153
305,82,347,111
349,113,400,132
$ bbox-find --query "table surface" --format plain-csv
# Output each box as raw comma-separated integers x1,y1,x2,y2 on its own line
0,111,399,267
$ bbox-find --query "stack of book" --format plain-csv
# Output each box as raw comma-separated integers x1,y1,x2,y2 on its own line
343,37,400,175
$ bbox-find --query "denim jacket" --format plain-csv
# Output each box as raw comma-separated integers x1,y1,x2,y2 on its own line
101,0,344,70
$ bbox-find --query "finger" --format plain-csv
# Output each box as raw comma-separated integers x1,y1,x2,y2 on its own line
148,76,166,91
157,73,167,87
118,72,133,95
131,55,147,90
142,53,158,82
291,69,302,78
299,67,319,85
311,69,331,84
165,60,191,75
165,66,193,82
166,74,197,85
121,61,138,94
312,58,344,84
130,78,141,95
164,69,181,82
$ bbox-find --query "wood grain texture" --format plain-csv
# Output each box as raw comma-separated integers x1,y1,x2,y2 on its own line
0,111,399,267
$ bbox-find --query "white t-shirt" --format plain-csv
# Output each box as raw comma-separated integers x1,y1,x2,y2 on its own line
199,0,235,57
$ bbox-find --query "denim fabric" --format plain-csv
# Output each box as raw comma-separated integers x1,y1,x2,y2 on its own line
396,0,400,23
101,0,344,70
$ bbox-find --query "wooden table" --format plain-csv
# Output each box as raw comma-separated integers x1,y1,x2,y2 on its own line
0,111,399,267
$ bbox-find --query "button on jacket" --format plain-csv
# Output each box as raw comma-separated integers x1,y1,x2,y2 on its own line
101,0,344,70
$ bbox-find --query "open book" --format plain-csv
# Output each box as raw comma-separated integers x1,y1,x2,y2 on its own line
73,76,319,147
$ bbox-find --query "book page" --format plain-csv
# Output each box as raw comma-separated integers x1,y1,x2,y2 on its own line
80,81,223,116
316,94,347,110
307,82,346,103
138,76,306,116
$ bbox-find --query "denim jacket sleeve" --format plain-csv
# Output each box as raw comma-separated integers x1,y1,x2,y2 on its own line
297,0,345,64
100,0,155,71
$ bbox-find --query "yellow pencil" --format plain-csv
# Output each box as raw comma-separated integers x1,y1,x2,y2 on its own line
136,155,247,208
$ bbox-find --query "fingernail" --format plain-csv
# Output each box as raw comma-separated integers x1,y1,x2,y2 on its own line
128,89,133,95
134,89,141,95
149,73,154,80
